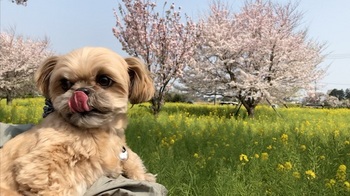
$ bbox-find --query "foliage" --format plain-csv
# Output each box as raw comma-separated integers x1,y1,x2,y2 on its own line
113,0,199,114
329,88,348,101
0,98,44,124
0,28,52,105
164,92,192,103
324,96,340,108
182,0,326,118
11,0,27,5
2,99,350,195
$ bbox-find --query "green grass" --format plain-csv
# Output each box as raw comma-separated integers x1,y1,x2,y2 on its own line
1,98,350,195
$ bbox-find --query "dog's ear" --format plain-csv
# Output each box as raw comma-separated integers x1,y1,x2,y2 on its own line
125,57,155,104
35,56,59,98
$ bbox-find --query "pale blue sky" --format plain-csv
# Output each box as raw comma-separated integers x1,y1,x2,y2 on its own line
1,0,350,92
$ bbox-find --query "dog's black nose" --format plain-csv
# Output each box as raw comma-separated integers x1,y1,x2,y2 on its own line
76,88,90,95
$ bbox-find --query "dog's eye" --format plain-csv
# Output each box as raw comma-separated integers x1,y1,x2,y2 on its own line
97,75,113,87
61,79,73,91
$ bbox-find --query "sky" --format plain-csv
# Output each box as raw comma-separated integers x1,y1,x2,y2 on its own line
1,0,350,93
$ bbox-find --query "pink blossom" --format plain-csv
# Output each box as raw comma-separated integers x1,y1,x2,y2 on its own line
0,28,53,102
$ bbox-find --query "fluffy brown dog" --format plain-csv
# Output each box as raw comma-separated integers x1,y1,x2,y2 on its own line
0,47,156,195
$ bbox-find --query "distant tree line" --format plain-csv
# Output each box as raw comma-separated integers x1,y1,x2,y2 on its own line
328,88,350,101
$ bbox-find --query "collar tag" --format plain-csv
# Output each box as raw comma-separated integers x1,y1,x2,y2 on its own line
119,146,128,161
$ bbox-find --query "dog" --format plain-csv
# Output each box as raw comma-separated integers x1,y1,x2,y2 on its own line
0,47,156,195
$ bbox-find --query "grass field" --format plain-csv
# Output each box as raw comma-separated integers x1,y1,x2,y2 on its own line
1,98,350,195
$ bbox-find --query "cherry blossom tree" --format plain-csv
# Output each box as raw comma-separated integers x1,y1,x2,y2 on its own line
183,0,326,118
113,0,199,114
181,0,235,101
0,28,52,105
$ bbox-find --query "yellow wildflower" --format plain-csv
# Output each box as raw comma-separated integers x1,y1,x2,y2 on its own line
344,181,350,191
281,134,288,144
326,179,336,188
239,154,249,162
193,153,199,159
254,154,260,159
261,152,269,160
267,145,273,150
284,162,293,170
277,164,285,171
336,164,347,182
339,164,347,171
330,179,336,186
293,171,301,179
305,170,316,179
300,145,307,151
334,130,340,137
161,138,168,147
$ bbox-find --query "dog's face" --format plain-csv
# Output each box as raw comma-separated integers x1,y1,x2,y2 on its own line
35,47,154,128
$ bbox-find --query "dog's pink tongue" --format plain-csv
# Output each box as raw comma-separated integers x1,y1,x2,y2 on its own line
68,91,92,113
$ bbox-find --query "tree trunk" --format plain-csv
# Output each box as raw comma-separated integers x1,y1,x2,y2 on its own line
241,100,256,118
246,105,255,118
239,96,260,118
151,89,165,115
6,94,13,105
151,97,163,115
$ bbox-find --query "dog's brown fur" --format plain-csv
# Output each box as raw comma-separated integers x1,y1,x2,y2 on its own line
0,47,156,195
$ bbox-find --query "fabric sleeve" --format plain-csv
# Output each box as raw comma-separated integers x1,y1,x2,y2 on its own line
0,122,34,148
83,175,168,196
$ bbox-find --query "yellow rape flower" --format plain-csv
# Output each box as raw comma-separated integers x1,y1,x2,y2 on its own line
254,154,259,159
305,170,316,179
161,138,168,147
293,171,301,179
277,162,292,171
336,164,347,182
280,134,288,144
300,145,307,151
344,181,350,191
277,164,285,171
334,130,340,137
330,179,336,186
261,152,269,160
326,179,336,188
239,154,249,162
284,162,293,170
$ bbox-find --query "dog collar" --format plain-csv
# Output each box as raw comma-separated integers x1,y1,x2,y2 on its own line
119,146,128,161
42,98,54,118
